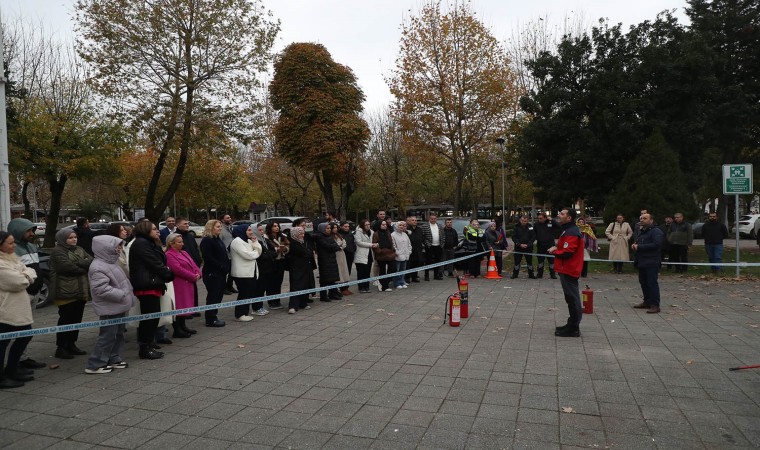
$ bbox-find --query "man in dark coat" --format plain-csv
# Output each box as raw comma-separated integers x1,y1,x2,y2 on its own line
405,216,425,283
420,213,445,280
511,215,536,279
702,212,728,273
533,212,560,279
74,217,94,256
315,222,341,301
632,213,664,314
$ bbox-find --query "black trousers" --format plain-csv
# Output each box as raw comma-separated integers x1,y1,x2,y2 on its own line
0,323,32,372
669,244,688,272
468,252,482,276
425,246,443,278
203,272,226,324
137,295,161,345
266,267,285,307
56,299,86,348
513,252,534,273
233,277,258,318
376,260,393,289
559,274,582,326
356,261,372,291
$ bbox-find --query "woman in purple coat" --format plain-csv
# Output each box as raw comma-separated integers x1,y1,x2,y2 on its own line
165,233,201,338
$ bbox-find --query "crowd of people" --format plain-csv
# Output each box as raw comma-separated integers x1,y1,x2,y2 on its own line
0,207,746,387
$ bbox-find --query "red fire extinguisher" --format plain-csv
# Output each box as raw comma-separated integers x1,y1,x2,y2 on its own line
445,293,461,327
582,285,594,314
457,276,469,318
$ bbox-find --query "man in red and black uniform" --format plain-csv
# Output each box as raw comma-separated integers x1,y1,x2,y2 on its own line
548,208,585,337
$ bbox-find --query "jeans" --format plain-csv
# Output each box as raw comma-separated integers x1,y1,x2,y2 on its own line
86,313,126,370
559,274,582,326
394,260,408,287
637,266,661,307
705,244,723,271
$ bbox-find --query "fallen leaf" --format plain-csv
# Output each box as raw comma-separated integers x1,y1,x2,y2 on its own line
749,325,758,328
546,307,558,311
685,360,694,365
431,315,441,320
376,309,385,312
387,313,395,316
561,406,575,413
49,364,60,370
344,303,354,306
481,317,489,319
237,344,245,348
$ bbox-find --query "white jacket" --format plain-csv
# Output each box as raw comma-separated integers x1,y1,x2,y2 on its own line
392,231,412,261
230,237,262,279
353,229,374,265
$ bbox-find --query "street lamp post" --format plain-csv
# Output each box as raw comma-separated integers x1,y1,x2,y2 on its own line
496,138,506,223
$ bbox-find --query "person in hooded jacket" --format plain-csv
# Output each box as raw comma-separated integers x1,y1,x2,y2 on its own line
129,221,175,359
0,231,38,388
286,226,314,313
229,224,262,321
164,233,201,337
84,235,138,374
315,222,341,301
50,228,93,360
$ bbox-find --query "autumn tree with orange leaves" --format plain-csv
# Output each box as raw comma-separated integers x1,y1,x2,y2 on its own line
388,1,519,215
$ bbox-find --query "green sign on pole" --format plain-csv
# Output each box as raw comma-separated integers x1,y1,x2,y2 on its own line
722,164,753,195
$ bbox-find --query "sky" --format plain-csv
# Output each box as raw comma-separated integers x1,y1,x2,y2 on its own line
2,0,689,111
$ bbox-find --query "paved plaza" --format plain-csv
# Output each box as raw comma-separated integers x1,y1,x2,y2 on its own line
1,270,759,449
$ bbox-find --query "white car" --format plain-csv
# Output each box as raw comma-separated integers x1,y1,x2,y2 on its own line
159,221,205,237
732,214,760,239
254,216,313,233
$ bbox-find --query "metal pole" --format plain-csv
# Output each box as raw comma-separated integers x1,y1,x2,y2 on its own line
496,138,506,222
0,27,12,230
735,194,740,278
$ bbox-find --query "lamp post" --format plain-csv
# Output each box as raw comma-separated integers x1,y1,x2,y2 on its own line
496,138,506,223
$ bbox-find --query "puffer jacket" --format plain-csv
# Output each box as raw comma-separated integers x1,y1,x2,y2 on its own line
89,235,136,316
0,253,37,326
50,244,93,304
129,236,174,292
353,228,374,265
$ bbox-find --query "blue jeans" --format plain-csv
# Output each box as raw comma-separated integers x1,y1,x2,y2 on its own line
394,260,408,287
705,244,723,271
637,266,660,307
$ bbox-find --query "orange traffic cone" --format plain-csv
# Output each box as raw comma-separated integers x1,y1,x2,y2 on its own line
484,250,502,279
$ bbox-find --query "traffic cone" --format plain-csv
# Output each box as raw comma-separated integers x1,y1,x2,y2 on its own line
484,250,502,279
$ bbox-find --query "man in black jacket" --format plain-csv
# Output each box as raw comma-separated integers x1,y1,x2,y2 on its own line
533,212,560,279
420,213,445,280
511,216,536,279
405,216,425,283
702,212,728,273
441,218,459,277
632,213,664,314
74,217,94,256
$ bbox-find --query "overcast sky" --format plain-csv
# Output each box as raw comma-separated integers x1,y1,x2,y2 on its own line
3,0,689,111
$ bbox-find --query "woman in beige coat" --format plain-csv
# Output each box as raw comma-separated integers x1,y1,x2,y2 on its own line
605,214,633,273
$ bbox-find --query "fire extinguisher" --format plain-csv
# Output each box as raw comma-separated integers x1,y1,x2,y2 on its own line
457,276,469,318
582,284,594,314
444,292,461,327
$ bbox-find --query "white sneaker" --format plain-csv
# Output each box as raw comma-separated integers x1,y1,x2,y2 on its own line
236,315,254,322
108,361,128,370
396,286,404,290
254,308,269,316
304,305,311,310
376,281,382,292
85,366,113,375
288,308,296,314
402,284,409,289
384,288,394,292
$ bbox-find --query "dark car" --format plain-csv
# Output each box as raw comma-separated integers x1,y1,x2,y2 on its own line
31,251,51,309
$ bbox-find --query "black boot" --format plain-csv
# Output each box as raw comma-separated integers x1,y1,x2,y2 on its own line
139,344,164,360
555,320,571,331
172,323,191,338
555,325,580,337
537,268,544,279
528,268,536,279
55,347,74,360
550,269,557,279
510,269,518,279
5,367,34,382
178,317,197,335
67,344,87,356
0,375,24,389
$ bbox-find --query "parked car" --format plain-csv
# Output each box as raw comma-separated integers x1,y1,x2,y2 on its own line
255,216,314,233
33,222,47,237
732,214,760,239
445,217,492,240
30,250,51,309
159,220,205,237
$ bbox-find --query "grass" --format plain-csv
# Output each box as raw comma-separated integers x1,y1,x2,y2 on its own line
585,243,760,278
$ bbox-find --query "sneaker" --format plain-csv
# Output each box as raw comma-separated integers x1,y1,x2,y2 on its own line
304,305,311,310
376,282,383,292
85,366,113,375
269,305,284,310
402,284,409,289
384,288,394,292
288,308,296,314
396,286,405,290
254,308,269,316
236,315,254,322
109,361,128,369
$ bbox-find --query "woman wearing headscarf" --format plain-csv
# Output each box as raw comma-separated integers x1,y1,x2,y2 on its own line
85,235,137,374
315,222,341,301
165,233,201,337
200,220,230,327
0,231,38,388
332,223,351,295
229,224,262,321
371,220,396,292
129,221,174,359
286,226,314,313
264,222,289,310
353,219,376,293
251,224,274,315
339,221,356,276
50,227,93,359
577,218,599,278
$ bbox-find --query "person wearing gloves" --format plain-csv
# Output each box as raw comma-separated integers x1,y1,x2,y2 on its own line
392,221,412,289
84,235,138,374
50,228,93,360
0,231,38,388
229,224,263,322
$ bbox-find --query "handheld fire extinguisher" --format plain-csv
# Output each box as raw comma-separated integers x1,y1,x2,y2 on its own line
582,284,594,314
444,292,461,327
457,276,469,318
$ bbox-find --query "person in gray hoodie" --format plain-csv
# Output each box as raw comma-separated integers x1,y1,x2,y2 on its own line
84,235,138,374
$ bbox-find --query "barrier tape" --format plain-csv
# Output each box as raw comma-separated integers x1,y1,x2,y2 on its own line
0,250,490,341
501,249,760,267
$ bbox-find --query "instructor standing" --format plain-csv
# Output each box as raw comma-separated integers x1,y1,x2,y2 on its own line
632,213,664,314
548,208,584,337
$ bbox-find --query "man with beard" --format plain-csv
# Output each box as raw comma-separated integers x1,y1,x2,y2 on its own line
548,208,585,337
420,213,445,280
511,216,536,279
632,213,664,314
404,216,425,283
534,212,559,279
701,212,728,273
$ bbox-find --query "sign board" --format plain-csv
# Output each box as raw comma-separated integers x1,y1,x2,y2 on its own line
722,164,753,195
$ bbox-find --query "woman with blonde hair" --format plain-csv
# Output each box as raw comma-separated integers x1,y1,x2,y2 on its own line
199,220,229,327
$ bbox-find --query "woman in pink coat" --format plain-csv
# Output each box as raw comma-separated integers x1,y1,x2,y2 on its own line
165,233,201,338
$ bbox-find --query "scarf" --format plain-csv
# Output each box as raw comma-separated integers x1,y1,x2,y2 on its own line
290,226,305,244
55,228,78,250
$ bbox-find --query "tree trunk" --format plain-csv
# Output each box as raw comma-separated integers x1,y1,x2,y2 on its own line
44,174,67,248
315,171,336,216
22,181,32,218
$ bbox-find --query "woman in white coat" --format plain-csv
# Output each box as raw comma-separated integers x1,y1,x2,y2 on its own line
605,214,633,274
229,224,262,322
353,219,377,293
